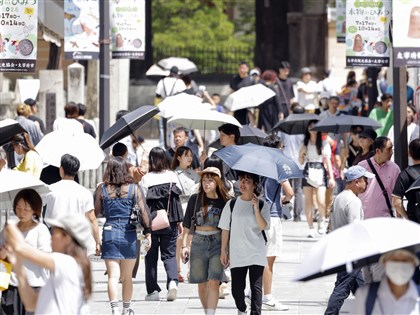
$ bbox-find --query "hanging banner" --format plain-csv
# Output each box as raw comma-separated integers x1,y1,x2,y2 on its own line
393,0,420,67
345,0,391,67
64,0,99,60
0,1,38,73
110,0,145,59
336,0,346,43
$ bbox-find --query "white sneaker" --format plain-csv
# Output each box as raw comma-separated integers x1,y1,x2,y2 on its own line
237,309,247,315
219,282,230,299
145,290,159,301
307,228,315,238
244,294,251,305
166,280,178,301
262,298,289,311
318,220,327,234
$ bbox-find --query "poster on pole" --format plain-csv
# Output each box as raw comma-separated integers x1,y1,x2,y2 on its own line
336,0,346,43
64,0,99,60
345,0,391,67
110,0,145,59
0,1,38,73
393,0,420,67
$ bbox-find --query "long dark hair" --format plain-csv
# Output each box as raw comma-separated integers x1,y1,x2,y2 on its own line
13,189,42,221
198,173,230,219
103,157,132,185
171,146,193,170
149,147,170,173
304,121,323,155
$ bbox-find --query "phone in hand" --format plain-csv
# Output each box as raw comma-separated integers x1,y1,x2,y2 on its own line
183,252,190,264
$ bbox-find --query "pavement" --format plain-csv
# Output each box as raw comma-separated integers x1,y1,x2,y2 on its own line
87,219,355,314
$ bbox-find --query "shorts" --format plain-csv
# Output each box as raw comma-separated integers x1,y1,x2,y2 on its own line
302,162,328,188
189,232,224,283
266,217,283,258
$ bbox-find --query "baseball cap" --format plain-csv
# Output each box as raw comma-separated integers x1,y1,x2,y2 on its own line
24,98,36,106
250,68,260,76
301,67,311,75
169,66,179,74
345,165,375,182
45,213,92,249
359,129,377,141
198,167,221,178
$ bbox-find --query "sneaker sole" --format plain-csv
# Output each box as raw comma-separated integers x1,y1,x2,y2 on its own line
262,303,289,311
167,288,177,301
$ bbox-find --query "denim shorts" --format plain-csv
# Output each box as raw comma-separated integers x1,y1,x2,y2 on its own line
189,232,224,283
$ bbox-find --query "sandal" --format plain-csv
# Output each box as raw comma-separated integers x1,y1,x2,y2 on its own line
178,272,184,283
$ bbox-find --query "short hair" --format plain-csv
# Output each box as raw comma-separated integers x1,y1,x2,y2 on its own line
60,154,80,176
64,102,79,118
373,136,390,152
13,188,42,220
171,146,193,170
237,171,261,195
24,98,36,106
290,102,305,114
261,70,277,82
180,74,191,85
149,147,170,173
263,134,282,149
173,126,188,136
112,142,128,157
212,93,220,98
239,61,248,66
116,110,128,121
329,96,340,103
77,103,86,116
16,104,31,116
409,138,420,160
218,123,240,144
278,61,290,70
381,93,393,102
103,156,132,185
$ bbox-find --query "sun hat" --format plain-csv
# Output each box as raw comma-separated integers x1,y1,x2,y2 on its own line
45,213,92,249
379,247,420,266
301,67,311,75
198,167,221,178
345,165,375,182
250,68,260,76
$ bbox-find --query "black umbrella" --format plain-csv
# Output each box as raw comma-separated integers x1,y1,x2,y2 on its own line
0,119,27,147
100,105,159,149
310,115,382,134
209,125,268,149
271,113,320,135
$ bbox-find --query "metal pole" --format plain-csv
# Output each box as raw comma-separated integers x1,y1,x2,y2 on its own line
393,66,407,169
99,1,110,138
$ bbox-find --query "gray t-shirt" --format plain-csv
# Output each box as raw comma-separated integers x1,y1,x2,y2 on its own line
218,197,270,268
330,189,364,230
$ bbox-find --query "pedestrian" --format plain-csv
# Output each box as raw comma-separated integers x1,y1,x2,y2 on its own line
166,127,201,170
24,98,46,134
52,102,84,134
299,121,335,237
181,167,230,315
352,128,377,166
0,189,51,315
219,171,270,315
3,212,93,314
258,70,282,131
112,142,145,183
76,103,97,139
351,248,420,314
44,154,101,253
344,125,363,167
15,104,43,146
0,133,43,179
171,146,200,282
324,165,375,315
296,67,320,112
229,61,254,125
140,147,184,301
392,138,420,221
94,156,151,315
275,61,294,118
368,93,393,137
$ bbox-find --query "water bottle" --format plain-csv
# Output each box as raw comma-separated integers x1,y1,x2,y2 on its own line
138,234,149,259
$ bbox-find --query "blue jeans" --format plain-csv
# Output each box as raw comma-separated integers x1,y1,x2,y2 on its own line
324,269,364,315
145,222,178,294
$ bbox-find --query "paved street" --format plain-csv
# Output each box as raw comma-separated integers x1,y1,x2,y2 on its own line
87,219,355,314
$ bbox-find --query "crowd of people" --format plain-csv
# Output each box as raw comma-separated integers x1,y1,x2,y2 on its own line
0,61,419,315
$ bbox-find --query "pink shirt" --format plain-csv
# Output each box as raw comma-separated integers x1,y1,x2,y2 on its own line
357,157,400,219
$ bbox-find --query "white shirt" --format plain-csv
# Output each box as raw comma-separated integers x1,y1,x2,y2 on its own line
155,77,186,98
296,80,320,109
44,180,94,221
351,278,420,315
35,253,84,315
303,141,332,163
218,197,270,268
140,170,181,198
52,118,84,134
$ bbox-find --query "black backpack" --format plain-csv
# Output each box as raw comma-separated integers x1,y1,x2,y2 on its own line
229,198,267,243
405,167,420,221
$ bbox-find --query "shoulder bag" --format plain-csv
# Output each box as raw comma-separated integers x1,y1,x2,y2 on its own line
151,182,172,231
367,158,394,217
129,184,143,229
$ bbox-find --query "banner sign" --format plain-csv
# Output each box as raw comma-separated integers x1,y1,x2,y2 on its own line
336,0,346,43
110,0,145,59
64,0,99,60
345,0,391,67
0,1,38,73
393,0,420,67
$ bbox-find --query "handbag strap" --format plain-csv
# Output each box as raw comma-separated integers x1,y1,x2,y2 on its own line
367,158,394,217
166,182,172,214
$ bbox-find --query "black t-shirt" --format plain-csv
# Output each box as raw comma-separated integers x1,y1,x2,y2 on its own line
77,119,97,138
392,165,420,221
182,194,227,229
28,115,46,134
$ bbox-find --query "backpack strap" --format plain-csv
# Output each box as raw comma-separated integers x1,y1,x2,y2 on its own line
406,167,420,181
229,198,267,243
365,282,380,315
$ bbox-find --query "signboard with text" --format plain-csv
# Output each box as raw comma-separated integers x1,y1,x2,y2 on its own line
0,0,38,73
336,0,346,43
110,0,145,59
393,0,420,67
345,0,391,67
64,0,99,60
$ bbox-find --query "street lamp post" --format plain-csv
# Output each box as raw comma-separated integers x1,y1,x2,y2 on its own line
99,1,110,139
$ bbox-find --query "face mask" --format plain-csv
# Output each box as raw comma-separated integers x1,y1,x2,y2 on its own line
385,261,415,286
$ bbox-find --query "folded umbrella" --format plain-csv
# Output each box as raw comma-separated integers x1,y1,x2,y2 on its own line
293,217,420,281
224,84,276,112
36,131,105,171
271,113,320,135
157,57,198,74
100,105,159,149
213,143,303,182
310,115,382,133
0,119,27,147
